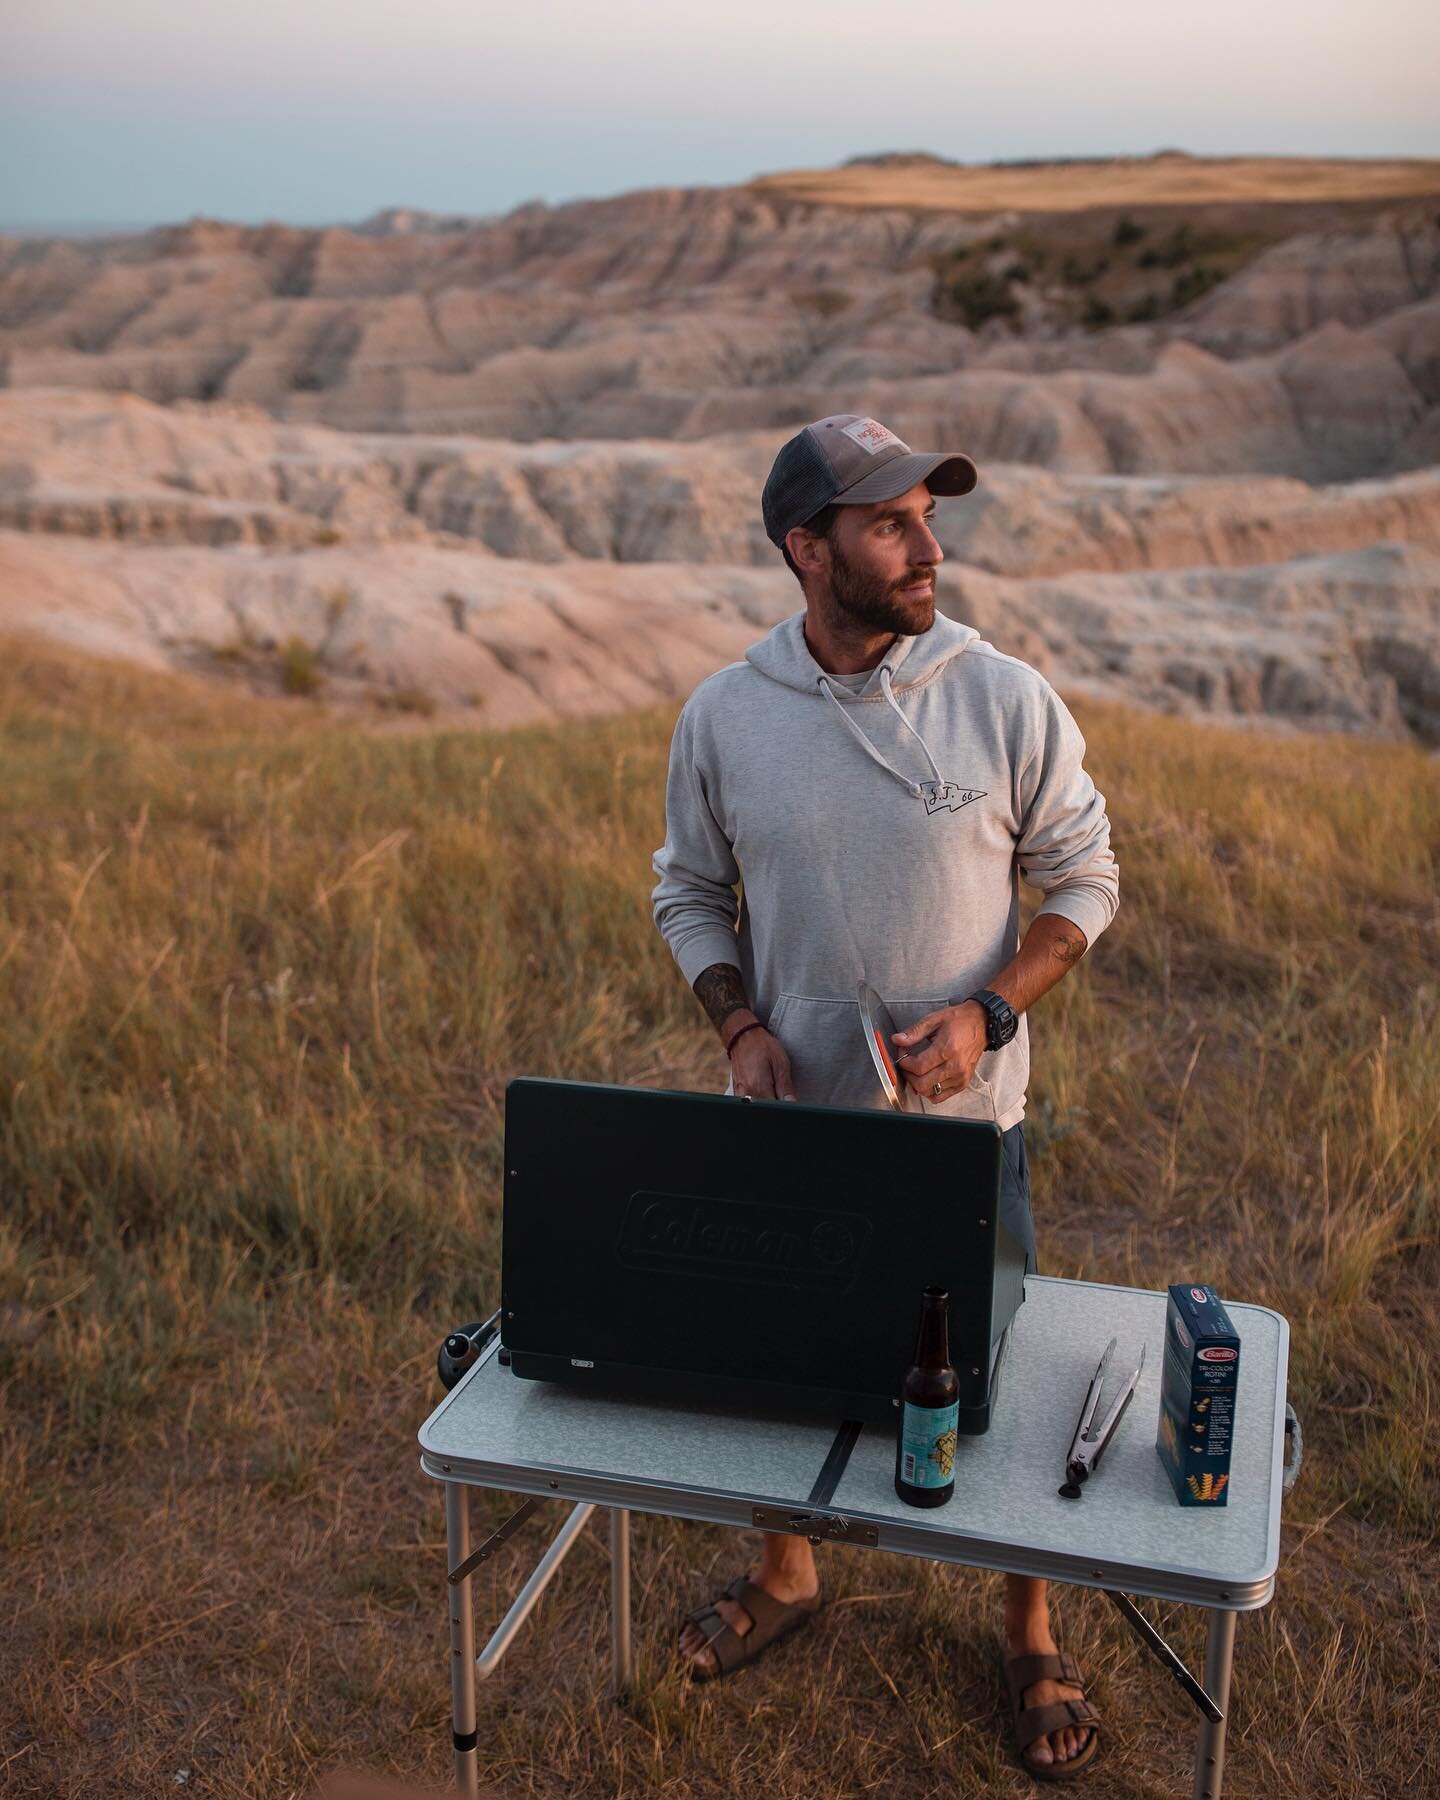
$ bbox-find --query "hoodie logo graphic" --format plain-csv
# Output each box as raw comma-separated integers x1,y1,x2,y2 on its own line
921,781,987,816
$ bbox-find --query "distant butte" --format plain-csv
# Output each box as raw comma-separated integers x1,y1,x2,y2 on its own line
748,150,1440,212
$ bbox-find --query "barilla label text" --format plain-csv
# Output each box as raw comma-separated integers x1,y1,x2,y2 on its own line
1156,1282,1240,1506
899,1400,958,1490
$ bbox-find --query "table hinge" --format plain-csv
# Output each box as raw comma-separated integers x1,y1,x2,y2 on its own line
448,1496,542,1585
1105,1590,1224,1723
751,1506,879,1545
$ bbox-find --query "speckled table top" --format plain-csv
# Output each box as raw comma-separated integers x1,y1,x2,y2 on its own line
419,1276,1288,1608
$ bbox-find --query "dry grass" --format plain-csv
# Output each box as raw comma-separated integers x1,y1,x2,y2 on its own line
749,152,1440,214
1,633,1436,1798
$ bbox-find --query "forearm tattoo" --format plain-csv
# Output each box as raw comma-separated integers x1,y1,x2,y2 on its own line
1049,926,1088,968
693,963,753,1038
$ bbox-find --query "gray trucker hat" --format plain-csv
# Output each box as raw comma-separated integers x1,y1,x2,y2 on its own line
761,413,978,548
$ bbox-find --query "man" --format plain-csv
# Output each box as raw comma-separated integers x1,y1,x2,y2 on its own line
651,415,1119,1779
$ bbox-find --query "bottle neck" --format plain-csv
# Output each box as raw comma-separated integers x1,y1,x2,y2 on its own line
914,1288,951,1369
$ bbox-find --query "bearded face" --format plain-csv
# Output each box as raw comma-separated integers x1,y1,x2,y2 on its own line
825,530,938,637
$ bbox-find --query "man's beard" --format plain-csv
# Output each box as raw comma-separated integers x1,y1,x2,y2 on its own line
827,538,937,635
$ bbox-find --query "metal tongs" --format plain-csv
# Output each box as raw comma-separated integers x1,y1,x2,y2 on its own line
1059,1336,1146,1499
1056,1336,1226,1725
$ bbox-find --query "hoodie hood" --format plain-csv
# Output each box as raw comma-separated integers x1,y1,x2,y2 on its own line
746,610,983,801
744,609,980,697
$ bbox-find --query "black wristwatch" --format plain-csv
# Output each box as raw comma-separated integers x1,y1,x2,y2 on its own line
955,988,1018,1050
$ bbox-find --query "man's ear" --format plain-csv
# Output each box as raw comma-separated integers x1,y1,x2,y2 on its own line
785,525,829,576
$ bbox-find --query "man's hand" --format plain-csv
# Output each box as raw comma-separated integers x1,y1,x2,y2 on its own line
891,1002,988,1103
730,1027,798,1101
693,961,799,1101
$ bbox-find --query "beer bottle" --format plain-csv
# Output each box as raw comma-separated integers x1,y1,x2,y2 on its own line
895,1285,960,1507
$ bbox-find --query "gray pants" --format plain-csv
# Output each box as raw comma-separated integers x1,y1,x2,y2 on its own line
999,1122,1037,1276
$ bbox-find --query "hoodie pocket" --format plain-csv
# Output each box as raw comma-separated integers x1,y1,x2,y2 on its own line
764,994,862,1108
931,1062,1003,1122
766,991,960,1113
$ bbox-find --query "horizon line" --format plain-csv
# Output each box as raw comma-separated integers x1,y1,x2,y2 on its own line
6,143,1440,239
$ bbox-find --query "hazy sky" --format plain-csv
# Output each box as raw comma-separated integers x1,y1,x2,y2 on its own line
3,0,1438,228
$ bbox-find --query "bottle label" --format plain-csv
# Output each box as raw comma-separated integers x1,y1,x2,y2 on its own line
899,1401,959,1489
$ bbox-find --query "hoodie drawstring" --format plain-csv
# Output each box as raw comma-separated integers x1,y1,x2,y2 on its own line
817,666,948,799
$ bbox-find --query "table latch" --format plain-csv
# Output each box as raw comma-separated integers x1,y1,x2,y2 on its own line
751,1506,878,1546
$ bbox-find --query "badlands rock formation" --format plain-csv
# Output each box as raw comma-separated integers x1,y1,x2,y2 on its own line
3,386,1436,741
3,164,1438,472
0,154,1437,739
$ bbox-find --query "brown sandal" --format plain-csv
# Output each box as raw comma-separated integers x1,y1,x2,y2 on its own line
682,1575,822,1682
1003,1651,1102,1781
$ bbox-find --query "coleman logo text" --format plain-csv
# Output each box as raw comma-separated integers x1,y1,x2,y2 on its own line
618,1191,871,1292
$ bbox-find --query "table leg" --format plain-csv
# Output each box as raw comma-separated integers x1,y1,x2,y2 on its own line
1191,1608,1237,1800
445,1483,480,1800
609,1507,633,1698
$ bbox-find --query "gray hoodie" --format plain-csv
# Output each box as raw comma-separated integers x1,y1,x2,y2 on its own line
652,611,1118,1130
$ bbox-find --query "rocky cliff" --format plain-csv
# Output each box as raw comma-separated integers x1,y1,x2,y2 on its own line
3,169,1437,478
3,386,1435,741
1,154,1437,740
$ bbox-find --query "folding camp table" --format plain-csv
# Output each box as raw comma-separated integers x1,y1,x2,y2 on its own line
419,1276,1291,1800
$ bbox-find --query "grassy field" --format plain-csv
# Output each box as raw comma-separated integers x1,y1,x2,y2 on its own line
747,152,1440,214
2,631,1436,1799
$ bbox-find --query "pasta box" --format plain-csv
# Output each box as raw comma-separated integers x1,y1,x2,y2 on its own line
1156,1283,1240,1506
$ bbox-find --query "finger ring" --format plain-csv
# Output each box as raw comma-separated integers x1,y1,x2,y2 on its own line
931,1081,943,1098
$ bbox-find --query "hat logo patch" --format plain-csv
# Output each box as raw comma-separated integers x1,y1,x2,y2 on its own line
841,417,905,455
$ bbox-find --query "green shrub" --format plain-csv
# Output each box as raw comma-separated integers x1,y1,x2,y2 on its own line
1142,224,1200,270
932,268,1021,329
280,638,324,696
1171,265,1224,308
1082,294,1116,330
324,585,354,628
1062,254,1109,284
1114,214,1146,247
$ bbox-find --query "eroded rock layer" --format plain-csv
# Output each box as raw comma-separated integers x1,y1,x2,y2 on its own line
2,165,1438,479
2,155,1437,739
2,387,1435,742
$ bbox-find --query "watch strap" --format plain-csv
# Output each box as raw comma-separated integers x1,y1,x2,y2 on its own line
953,988,1017,1050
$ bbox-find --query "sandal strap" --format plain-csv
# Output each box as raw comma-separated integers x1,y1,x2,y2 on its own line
686,1606,730,1647
1007,1651,1083,1691
710,1580,802,1671
683,1575,818,1677
681,1584,777,1651
721,1575,788,1635
708,1615,753,1672
1018,1698,1102,1747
